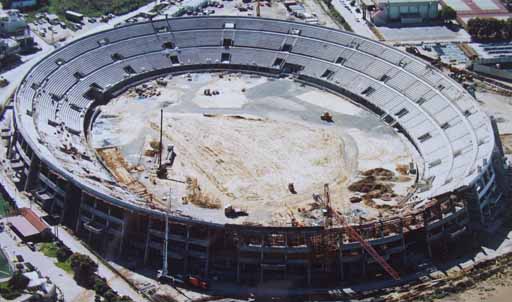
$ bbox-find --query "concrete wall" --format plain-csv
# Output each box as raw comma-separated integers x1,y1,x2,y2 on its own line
382,0,439,23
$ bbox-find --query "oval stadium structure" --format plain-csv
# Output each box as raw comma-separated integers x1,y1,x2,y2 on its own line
9,16,510,289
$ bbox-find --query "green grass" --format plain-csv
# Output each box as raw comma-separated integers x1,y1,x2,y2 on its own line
39,242,59,258
39,242,73,274
0,196,12,218
55,259,73,274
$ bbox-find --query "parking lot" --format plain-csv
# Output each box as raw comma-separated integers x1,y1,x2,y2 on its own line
377,23,471,43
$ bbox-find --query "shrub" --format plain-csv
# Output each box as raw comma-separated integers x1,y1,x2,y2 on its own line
93,277,110,296
8,271,29,290
56,246,72,262
69,253,98,288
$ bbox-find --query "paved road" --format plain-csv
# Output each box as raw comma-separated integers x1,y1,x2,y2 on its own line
0,221,93,301
331,0,376,39
0,168,147,301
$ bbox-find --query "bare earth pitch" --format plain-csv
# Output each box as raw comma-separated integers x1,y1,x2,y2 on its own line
91,73,415,226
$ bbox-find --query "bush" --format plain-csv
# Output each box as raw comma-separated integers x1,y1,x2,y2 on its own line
439,5,457,21
0,271,29,300
103,289,117,302
69,253,98,288
93,277,110,296
8,271,29,290
56,246,72,262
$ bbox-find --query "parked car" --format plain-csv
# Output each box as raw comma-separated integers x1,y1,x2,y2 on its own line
27,241,36,251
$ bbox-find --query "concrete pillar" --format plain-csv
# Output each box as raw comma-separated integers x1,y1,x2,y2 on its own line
144,217,152,264
204,228,211,279
400,218,406,266
6,130,17,159
362,249,367,278
59,182,72,225
236,242,241,283
184,225,190,274
284,232,288,281
74,192,85,234
23,154,39,192
259,234,264,284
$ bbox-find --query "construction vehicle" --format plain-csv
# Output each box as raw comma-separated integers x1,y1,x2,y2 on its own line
224,204,248,218
187,276,208,289
288,183,297,194
0,77,9,88
323,184,400,280
321,112,333,122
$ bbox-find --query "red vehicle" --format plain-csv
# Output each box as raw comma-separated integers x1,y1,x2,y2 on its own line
187,276,208,289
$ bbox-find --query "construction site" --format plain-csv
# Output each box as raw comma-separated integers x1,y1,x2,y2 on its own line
91,72,417,227
6,16,511,300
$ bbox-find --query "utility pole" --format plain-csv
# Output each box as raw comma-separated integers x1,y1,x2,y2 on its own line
256,0,261,17
161,186,172,278
159,109,164,169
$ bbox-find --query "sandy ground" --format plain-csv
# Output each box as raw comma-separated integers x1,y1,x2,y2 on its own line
476,91,512,135
91,73,415,226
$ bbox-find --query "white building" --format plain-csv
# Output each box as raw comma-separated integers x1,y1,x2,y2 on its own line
373,0,439,24
0,9,27,35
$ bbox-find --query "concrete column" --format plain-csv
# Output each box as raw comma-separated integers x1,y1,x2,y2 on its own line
144,217,152,264
259,234,264,284
284,233,288,281
400,218,406,266
362,249,367,279
6,129,17,159
23,153,39,192
119,212,128,258
184,225,190,274
236,242,241,283
74,192,85,234
338,234,344,282
87,199,97,244
60,182,72,225
307,258,311,286
204,228,210,279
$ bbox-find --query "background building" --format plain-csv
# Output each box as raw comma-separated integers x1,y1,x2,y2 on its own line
0,9,27,35
373,0,439,24
5,0,38,9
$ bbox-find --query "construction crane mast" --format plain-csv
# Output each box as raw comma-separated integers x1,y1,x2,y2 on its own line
324,184,400,280
158,186,172,281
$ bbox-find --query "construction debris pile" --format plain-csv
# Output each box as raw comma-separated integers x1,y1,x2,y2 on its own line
127,83,162,99
348,168,412,210
182,177,221,209
144,140,161,157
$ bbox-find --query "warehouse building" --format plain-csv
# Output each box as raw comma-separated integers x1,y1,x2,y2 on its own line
373,0,439,24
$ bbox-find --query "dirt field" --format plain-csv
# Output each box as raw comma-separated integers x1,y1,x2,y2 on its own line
91,73,415,226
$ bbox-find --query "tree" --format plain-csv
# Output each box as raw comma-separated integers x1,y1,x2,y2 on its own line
56,245,72,262
466,17,512,41
69,253,98,288
93,277,110,296
8,271,29,291
440,5,457,21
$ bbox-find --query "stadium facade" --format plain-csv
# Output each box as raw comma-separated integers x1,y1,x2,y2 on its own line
7,16,510,288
